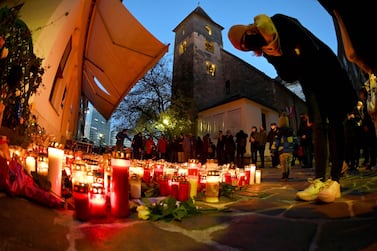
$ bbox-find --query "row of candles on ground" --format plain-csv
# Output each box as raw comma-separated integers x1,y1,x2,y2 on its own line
69,157,263,221
12,145,262,221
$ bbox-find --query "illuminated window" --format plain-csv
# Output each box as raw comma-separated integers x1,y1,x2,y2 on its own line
205,40,214,53
206,61,216,76
205,25,212,35
179,41,186,55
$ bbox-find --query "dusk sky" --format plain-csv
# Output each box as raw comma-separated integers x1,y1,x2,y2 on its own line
123,0,337,78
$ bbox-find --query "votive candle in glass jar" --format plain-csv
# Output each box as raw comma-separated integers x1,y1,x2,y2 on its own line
255,169,261,184
178,179,190,202
129,173,141,199
47,147,64,197
110,158,130,218
90,183,106,217
73,183,90,221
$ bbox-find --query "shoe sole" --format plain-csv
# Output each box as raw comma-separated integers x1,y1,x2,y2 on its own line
296,194,317,201
316,191,341,203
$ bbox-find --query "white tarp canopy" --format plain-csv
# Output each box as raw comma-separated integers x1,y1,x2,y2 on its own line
83,0,168,120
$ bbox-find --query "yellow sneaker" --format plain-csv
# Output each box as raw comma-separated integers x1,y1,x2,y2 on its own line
296,178,325,201
316,179,341,203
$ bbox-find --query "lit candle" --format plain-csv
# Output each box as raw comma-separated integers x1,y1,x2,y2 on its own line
188,175,198,199
154,163,164,181
177,166,188,176
244,165,250,185
90,184,106,217
90,194,107,217
129,174,141,199
231,173,238,187
249,164,256,185
158,178,170,196
205,170,220,203
188,159,199,176
224,172,232,184
178,180,190,202
73,183,90,221
142,167,151,183
25,155,36,175
255,169,261,184
37,156,49,176
47,147,64,197
198,174,206,193
170,179,179,199
238,172,246,187
110,158,130,218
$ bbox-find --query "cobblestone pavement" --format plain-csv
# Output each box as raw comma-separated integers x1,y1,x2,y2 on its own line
1,165,377,251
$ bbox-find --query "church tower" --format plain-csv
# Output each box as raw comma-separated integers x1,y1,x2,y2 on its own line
172,6,225,117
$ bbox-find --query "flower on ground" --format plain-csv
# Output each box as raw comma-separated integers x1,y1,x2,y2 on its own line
136,205,150,220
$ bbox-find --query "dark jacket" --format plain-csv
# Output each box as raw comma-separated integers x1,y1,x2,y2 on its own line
271,126,298,155
266,14,357,122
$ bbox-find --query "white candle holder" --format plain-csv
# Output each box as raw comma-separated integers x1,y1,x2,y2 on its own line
47,147,64,197
249,164,256,185
255,169,261,184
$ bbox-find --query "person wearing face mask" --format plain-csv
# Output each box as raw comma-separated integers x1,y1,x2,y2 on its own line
228,14,358,203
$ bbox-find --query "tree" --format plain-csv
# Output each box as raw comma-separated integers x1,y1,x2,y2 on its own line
0,5,45,145
111,55,193,139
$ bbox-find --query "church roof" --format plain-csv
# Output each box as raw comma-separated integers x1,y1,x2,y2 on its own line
173,6,223,32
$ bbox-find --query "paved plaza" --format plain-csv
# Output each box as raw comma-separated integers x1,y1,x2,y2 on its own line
1,165,377,251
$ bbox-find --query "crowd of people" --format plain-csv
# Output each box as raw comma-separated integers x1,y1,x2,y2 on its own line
113,120,312,174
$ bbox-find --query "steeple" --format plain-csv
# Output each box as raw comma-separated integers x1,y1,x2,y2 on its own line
172,6,225,118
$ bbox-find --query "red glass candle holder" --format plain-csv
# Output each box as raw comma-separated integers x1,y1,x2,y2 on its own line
224,172,232,184
73,183,90,221
110,158,130,218
158,178,170,196
170,179,179,200
178,181,190,202
154,164,164,181
142,167,151,183
90,184,106,218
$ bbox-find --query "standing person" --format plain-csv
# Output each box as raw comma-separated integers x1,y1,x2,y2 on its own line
297,114,313,169
144,136,155,160
169,135,179,163
358,87,377,170
115,129,131,151
157,134,167,160
343,109,362,174
216,130,225,165
201,133,211,164
131,132,143,159
224,130,236,164
195,136,203,160
177,133,184,163
257,125,267,168
228,13,358,203
267,122,279,168
271,113,298,181
235,129,248,168
182,133,193,162
249,126,259,165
